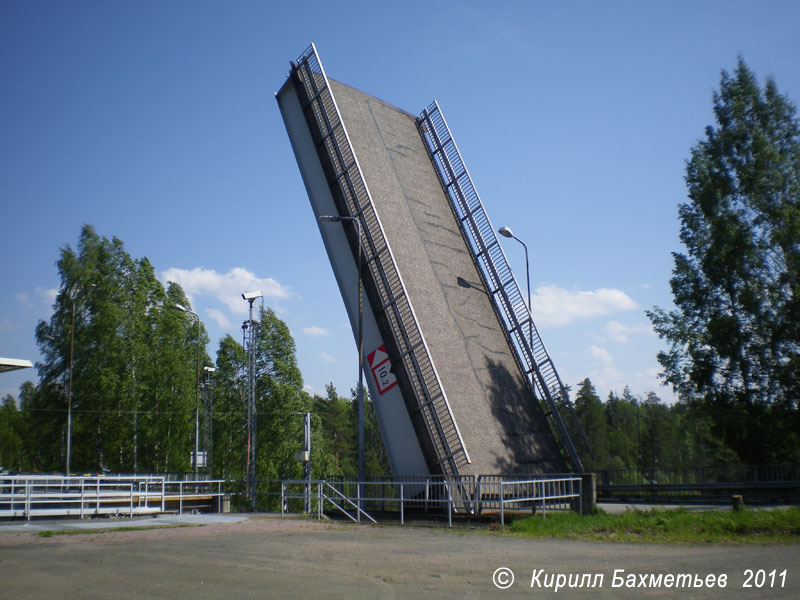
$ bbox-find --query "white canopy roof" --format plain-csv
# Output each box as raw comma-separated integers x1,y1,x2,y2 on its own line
0,358,34,373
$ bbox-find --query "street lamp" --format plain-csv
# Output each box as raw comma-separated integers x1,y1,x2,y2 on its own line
499,226,593,468
319,214,366,487
66,283,95,475
203,366,216,475
498,227,533,360
174,303,202,477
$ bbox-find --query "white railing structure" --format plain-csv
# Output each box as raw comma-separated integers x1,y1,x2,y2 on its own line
279,475,584,527
281,480,378,525
496,476,582,526
417,102,592,472
0,475,226,520
164,479,226,515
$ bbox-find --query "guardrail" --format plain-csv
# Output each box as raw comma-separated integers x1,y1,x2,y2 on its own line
0,475,227,520
595,464,800,503
279,475,584,527
497,477,582,525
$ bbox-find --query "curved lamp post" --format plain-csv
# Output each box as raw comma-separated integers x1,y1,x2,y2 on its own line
203,366,216,475
498,227,533,360
174,303,202,477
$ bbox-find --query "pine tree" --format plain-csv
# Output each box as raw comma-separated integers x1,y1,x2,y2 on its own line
572,379,609,470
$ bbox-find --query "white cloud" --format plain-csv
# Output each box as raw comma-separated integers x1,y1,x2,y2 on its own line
38,287,58,304
16,287,57,310
205,307,232,329
603,320,653,343
588,345,613,365
587,365,628,397
532,284,637,326
304,326,330,337
160,267,290,315
319,352,337,364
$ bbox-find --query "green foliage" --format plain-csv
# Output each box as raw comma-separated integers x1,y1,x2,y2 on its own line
309,383,391,478
572,379,610,469
210,334,247,480
25,225,208,473
565,378,735,472
647,58,800,463
7,222,767,485
9,225,391,489
312,383,356,475
0,394,25,471
251,307,307,507
509,506,800,544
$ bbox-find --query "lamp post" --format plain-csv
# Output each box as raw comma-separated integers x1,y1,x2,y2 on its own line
66,283,95,475
319,214,366,487
203,366,216,475
174,303,201,477
498,227,533,360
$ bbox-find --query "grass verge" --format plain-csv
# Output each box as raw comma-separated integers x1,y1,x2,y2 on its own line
36,524,199,538
508,506,800,544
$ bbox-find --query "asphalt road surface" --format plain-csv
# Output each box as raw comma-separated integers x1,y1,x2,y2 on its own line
1,514,797,599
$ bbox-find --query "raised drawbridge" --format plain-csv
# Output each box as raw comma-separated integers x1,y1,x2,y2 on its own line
277,44,590,478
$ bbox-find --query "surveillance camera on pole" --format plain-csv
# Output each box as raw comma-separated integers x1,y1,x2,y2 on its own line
242,290,262,510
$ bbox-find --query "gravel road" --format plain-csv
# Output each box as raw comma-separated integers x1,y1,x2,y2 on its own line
1,513,797,599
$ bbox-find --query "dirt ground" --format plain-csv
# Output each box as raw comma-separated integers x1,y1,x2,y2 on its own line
1,513,798,599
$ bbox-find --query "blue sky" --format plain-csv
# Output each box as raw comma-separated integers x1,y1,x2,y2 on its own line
2,1,799,404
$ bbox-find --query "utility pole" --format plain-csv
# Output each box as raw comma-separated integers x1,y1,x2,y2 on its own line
304,411,311,513
242,291,262,511
203,366,215,475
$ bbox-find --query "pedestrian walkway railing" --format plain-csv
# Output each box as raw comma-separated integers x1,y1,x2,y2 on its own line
417,101,591,473
595,464,800,503
281,480,378,524
0,475,226,520
496,477,582,525
279,475,583,526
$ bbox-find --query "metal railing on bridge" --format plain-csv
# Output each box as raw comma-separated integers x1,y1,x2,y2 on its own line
417,101,591,473
0,475,226,520
279,475,583,527
595,464,800,503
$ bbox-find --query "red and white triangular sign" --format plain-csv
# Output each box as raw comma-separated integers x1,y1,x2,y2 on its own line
368,345,398,394
369,346,389,369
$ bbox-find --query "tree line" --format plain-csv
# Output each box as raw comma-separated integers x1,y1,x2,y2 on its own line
0,225,389,508
561,379,737,473
2,58,798,485
567,59,799,469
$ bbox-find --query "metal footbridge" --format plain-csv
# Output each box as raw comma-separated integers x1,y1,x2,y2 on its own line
1,475,227,520
290,45,469,477
417,102,591,472
280,44,590,478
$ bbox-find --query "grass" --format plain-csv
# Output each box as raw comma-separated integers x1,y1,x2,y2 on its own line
508,506,800,544
35,524,199,538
